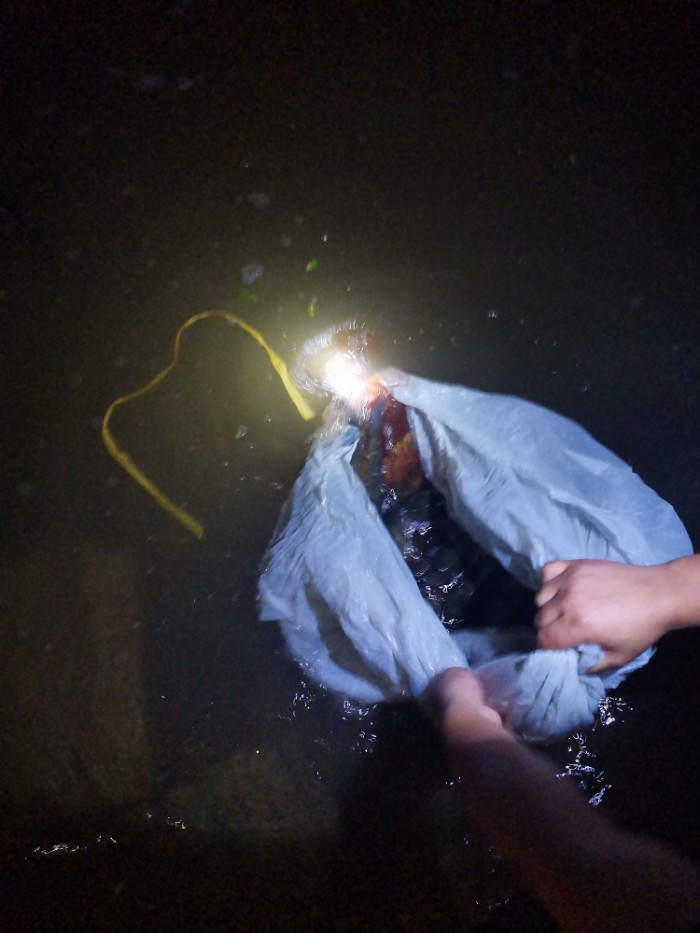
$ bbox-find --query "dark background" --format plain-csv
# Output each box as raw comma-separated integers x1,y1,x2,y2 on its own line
1,2,698,931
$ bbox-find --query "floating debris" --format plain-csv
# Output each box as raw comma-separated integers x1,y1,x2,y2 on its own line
241,262,264,285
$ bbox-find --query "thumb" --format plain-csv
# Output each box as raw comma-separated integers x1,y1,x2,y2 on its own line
585,653,614,675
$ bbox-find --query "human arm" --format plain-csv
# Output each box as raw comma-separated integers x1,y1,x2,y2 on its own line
534,555,700,671
424,668,700,933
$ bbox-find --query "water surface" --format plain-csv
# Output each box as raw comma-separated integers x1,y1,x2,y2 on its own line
2,6,699,930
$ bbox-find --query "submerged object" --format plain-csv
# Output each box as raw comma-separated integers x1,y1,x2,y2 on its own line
259,327,693,741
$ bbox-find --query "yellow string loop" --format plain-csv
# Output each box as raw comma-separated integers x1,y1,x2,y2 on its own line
102,311,315,539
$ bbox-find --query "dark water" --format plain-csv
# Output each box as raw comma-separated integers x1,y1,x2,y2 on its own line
2,5,699,931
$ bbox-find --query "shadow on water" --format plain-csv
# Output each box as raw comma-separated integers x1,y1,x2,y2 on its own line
3,493,698,933
0,531,560,931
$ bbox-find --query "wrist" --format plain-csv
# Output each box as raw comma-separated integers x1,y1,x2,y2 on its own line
660,556,700,632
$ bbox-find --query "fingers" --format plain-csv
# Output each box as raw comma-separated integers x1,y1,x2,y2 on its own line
534,602,562,632
536,617,583,653
536,618,563,648
535,603,583,650
421,666,474,718
540,560,571,583
422,667,503,730
534,581,559,610
534,561,572,609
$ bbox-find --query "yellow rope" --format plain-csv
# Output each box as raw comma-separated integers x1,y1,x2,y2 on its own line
102,310,315,539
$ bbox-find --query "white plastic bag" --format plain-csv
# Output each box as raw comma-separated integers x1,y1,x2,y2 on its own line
259,370,692,741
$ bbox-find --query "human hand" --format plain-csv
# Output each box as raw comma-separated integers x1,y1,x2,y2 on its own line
422,668,503,737
534,559,676,671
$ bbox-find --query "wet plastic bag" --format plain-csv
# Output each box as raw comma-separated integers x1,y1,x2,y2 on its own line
258,369,692,741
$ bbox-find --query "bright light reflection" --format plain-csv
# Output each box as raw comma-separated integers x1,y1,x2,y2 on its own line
323,354,373,410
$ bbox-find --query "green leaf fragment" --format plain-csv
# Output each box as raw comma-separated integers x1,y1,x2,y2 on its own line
306,259,318,272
